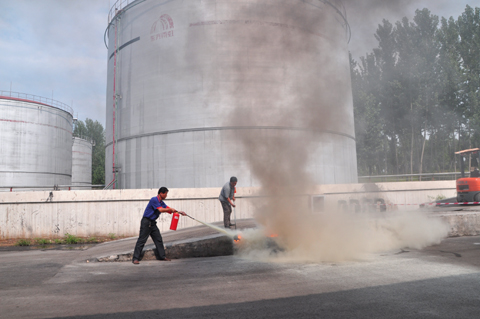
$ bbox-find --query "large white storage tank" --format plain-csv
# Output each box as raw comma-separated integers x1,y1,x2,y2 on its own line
105,0,357,189
0,91,73,189
71,137,93,189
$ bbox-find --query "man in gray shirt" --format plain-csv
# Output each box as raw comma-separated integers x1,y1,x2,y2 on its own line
219,176,237,228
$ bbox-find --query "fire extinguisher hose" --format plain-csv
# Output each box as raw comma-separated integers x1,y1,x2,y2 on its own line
183,214,234,238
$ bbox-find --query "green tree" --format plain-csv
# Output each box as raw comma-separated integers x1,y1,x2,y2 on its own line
352,6,480,177
410,9,440,179
436,16,462,171
73,120,87,138
457,5,480,148
373,19,403,175
389,9,440,176
73,119,105,185
351,52,384,175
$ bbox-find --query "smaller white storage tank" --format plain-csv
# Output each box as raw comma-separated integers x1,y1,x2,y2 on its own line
71,137,93,189
0,91,73,190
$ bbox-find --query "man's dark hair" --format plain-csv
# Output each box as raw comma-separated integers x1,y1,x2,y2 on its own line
230,176,237,183
158,187,169,194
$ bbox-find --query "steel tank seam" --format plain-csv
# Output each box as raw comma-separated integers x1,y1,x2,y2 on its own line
0,118,73,135
0,171,72,177
108,36,140,60
105,126,356,147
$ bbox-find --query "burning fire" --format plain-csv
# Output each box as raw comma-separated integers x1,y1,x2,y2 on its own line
233,233,277,243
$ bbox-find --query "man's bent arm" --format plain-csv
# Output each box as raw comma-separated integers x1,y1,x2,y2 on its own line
158,207,186,215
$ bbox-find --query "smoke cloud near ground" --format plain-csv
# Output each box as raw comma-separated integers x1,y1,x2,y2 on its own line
236,211,449,263
226,0,449,262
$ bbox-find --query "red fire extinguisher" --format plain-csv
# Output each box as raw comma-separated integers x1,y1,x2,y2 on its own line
170,212,180,230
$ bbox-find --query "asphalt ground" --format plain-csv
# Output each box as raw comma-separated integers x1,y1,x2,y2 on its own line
1,220,480,319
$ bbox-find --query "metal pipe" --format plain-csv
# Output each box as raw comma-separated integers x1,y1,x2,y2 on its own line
358,172,462,179
111,16,118,189
1,184,106,192
233,200,237,230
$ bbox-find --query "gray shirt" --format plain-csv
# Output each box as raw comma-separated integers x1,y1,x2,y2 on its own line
219,182,235,203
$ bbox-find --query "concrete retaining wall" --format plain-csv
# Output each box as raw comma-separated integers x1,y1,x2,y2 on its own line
0,181,471,239
437,211,480,237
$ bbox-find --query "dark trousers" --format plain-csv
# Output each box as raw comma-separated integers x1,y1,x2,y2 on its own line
220,201,232,227
132,217,166,261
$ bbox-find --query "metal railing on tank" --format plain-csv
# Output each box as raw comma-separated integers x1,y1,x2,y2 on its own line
0,90,73,115
358,172,462,183
105,0,146,48
108,0,136,23
1,185,105,192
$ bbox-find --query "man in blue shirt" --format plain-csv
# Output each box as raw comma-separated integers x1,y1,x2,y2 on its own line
132,187,186,264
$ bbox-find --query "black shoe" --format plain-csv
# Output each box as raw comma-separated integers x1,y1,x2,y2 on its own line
132,260,140,264
229,223,236,227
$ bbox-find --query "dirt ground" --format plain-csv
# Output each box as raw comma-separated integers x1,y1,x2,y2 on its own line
0,238,20,247
0,236,128,247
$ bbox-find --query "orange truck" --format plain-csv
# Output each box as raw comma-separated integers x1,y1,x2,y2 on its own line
455,148,480,202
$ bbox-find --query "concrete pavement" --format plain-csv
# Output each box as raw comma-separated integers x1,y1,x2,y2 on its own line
1,218,480,318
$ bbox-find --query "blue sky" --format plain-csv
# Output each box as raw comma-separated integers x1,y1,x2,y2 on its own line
0,0,477,127
0,0,109,125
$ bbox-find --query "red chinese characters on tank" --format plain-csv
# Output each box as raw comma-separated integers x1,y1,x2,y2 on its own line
151,14,175,41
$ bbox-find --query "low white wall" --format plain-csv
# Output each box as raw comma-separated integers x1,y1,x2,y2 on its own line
318,180,457,211
0,181,458,239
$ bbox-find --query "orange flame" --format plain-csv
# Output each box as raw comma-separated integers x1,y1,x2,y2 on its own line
234,234,242,242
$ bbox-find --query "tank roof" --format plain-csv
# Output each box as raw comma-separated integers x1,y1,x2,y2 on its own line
0,91,73,115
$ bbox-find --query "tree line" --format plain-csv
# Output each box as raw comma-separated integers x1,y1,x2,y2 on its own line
351,5,480,177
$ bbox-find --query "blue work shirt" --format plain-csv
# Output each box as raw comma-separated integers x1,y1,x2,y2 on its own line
143,196,168,221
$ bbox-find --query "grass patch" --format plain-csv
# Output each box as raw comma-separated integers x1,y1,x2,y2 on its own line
15,239,31,246
35,238,51,245
64,233,84,245
1,235,126,248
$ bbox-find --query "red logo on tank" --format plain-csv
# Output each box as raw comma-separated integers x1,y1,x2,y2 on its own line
151,14,175,41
